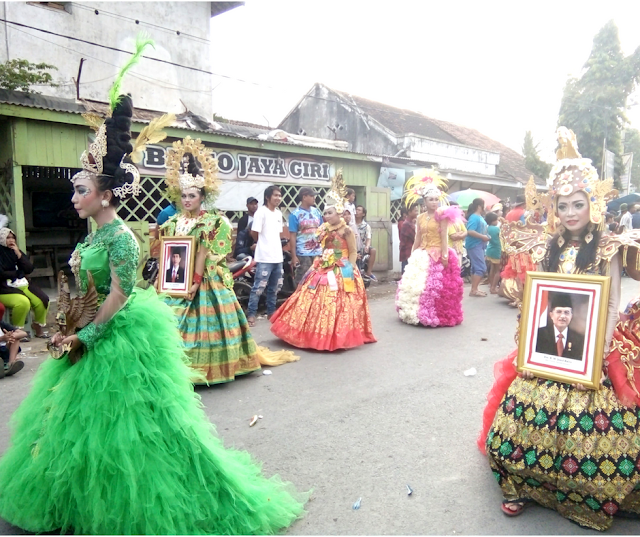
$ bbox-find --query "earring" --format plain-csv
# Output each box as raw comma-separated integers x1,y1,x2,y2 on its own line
585,222,595,244
101,200,109,208
556,224,566,248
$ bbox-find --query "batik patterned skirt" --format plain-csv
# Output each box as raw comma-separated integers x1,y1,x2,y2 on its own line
164,274,261,384
395,247,463,327
487,374,640,530
270,260,376,351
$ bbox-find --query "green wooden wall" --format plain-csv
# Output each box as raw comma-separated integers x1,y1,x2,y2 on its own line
12,118,89,168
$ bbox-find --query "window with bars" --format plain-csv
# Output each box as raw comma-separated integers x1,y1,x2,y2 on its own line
0,163,14,224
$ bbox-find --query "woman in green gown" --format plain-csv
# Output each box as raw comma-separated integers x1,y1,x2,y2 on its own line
0,94,305,534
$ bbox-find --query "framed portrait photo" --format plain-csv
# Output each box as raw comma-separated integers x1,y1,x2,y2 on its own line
517,271,611,390
158,236,196,297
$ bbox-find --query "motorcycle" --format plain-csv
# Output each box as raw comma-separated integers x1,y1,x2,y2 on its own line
230,254,256,307
357,251,371,289
231,238,296,308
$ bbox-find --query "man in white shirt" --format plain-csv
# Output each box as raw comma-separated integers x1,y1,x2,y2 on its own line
247,185,285,325
619,203,632,233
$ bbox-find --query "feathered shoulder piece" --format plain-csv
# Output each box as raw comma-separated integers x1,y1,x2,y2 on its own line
435,205,464,224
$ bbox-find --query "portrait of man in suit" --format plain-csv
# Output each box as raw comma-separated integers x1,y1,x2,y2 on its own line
535,292,585,360
165,247,185,284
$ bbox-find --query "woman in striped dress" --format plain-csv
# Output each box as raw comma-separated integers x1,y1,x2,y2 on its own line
160,138,260,384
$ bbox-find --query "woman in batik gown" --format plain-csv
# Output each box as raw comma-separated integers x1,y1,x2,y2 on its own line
395,169,463,327
0,92,305,535
160,141,260,384
479,127,640,531
270,202,376,351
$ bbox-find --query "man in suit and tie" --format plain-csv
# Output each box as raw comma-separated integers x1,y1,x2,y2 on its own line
165,248,185,284
535,292,585,359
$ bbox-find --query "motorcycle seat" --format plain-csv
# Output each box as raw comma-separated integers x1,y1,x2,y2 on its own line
228,259,249,273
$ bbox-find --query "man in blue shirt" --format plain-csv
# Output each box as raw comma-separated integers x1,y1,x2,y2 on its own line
289,187,323,285
465,198,490,297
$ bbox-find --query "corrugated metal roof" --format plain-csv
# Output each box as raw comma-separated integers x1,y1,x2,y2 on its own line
0,90,406,160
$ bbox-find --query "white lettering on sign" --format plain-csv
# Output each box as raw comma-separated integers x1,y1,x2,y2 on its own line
138,146,332,183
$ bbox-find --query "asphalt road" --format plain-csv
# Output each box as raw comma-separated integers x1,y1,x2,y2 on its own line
1,279,640,535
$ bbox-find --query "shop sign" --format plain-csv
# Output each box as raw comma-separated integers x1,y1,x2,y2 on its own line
139,145,334,184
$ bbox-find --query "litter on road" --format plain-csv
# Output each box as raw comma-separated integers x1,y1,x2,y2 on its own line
463,367,477,377
352,497,361,510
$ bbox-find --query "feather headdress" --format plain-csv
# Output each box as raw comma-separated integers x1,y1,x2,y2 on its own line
164,137,220,206
403,168,448,208
73,33,173,199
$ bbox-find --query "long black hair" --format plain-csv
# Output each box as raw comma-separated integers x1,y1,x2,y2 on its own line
545,226,601,273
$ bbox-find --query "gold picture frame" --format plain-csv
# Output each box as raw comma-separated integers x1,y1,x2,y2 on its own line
517,271,611,390
158,236,196,297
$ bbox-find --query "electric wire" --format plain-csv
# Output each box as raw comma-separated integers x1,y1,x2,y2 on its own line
2,18,637,130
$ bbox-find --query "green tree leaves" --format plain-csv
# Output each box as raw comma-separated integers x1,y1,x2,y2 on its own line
0,59,58,93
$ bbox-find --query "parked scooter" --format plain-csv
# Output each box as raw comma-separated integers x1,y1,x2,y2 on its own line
357,251,371,289
232,238,296,308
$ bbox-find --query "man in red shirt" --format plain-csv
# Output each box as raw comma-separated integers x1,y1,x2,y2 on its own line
505,194,525,222
399,203,420,274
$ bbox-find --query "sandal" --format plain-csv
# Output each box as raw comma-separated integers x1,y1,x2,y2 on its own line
469,290,487,297
247,316,256,327
501,500,528,517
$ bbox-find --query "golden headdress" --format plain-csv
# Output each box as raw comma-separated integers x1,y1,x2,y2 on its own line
325,168,348,213
164,137,220,205
544,126,615,233
403,167,448,208
73,34,173,199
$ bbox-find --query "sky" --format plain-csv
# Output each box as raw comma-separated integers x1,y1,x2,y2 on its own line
209,0,640,161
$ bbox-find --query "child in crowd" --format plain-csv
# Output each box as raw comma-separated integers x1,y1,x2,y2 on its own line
484,211,502,295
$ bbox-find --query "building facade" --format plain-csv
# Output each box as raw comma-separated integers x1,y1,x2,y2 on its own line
0,1,229,120
279,83,543,203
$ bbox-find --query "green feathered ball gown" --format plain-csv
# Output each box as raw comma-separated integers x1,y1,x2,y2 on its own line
0,218,305,535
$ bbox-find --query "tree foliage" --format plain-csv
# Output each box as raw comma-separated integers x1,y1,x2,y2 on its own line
0,59,58,93
557,20,640,187
623,128,640,190
522,130,552,179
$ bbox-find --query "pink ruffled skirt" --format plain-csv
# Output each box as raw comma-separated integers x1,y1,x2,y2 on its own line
395,247,463,327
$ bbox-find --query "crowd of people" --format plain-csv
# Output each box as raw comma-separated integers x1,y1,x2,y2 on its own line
3,37,640,535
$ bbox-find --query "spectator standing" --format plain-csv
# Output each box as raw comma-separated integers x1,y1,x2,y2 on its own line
399,203,419,274
289,187,323,286
619,203,632,233
233,197,259,258
247,186,285,326
633,204,640,229
355,205,377,281
397,206,408,233
343,209,361,250
484,212,502,294
465,198,490,297
505,195,525,222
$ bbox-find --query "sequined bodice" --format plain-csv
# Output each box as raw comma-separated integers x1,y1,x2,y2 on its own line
325,231,349,259
419,213,442,249
557,241,599,275
70,219,139,298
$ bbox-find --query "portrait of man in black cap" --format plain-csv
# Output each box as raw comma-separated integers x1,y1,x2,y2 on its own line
535,292,585,359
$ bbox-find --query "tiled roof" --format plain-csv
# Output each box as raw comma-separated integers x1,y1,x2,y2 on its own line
326,85,541,185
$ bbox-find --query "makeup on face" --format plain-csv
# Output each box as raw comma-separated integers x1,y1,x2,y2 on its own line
556,190,590,235
181,188,203,212
71,176,102,219
323,207,340,225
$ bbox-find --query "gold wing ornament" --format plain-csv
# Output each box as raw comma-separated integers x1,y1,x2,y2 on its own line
47,271,98,364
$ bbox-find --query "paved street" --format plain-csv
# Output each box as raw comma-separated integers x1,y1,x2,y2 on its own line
2,279,640,534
